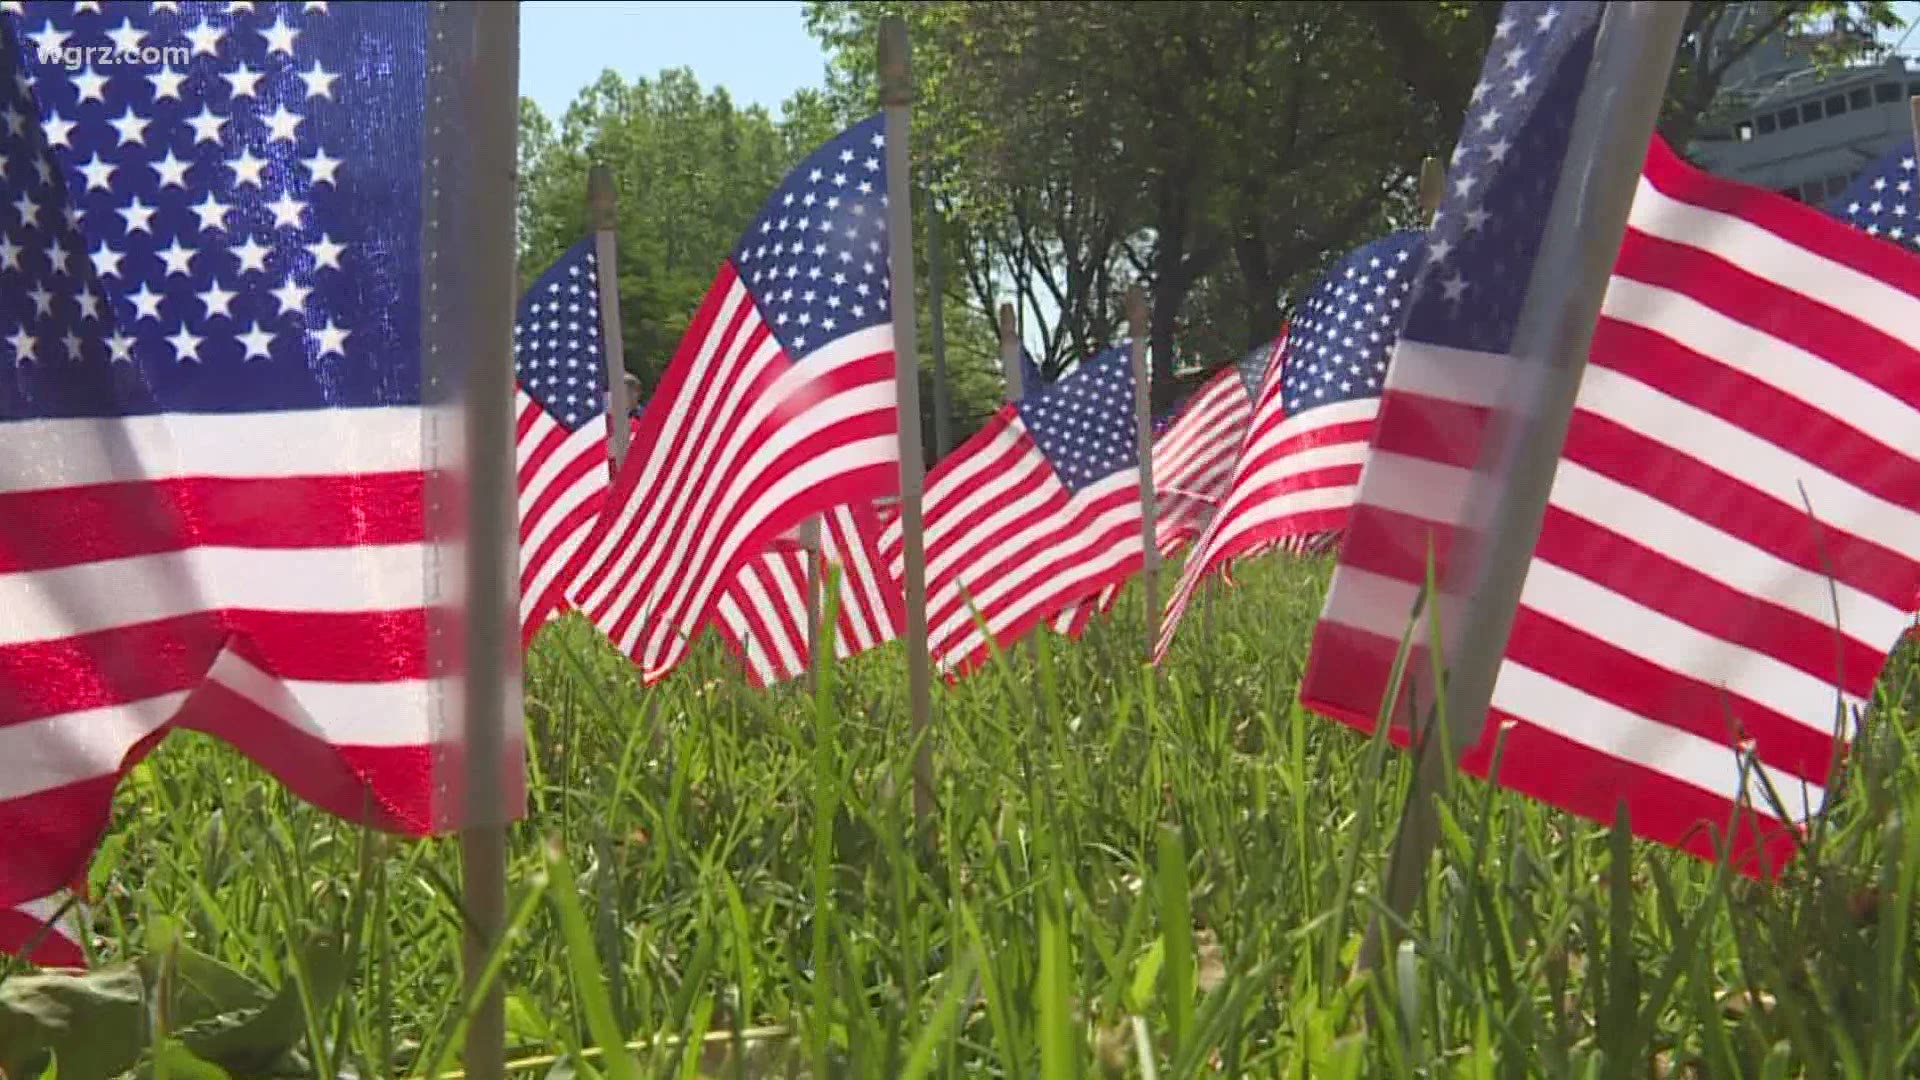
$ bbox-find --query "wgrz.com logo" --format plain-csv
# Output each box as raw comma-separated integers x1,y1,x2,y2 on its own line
37,43,193,70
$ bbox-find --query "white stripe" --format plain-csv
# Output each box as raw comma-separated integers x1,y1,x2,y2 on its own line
2,544,429,647
1379,341,1516,409
15,894,80,939
206,649,444,747
1345,449,1474,528
1546,460,1905,652
0,408,423,494
1628,172,1920,349
1602,276,1920,460
0,692,185,801
1573,364,1920,560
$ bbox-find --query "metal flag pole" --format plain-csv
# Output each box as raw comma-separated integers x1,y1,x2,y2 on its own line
880,16,936,823
459,3,522,1076
929,210,953,459
1355,1,1688,977
1126,286,1158,663
588,164,632,468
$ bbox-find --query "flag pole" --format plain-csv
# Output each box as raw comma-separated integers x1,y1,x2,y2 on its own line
1908,94,1920,168
1355,1,1687,977
459,3,521,1077
1127,286,1158,663
880,16,935,824
800,515,824,694
1418,154,1444,222
929,210,953,458
997,302,1041,664
588,164,631,468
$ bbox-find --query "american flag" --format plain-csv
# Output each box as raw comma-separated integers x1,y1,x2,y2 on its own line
887,341,1146,675
0,0,497,922
1826,138,1918,250
515,238,610,648
562,115,899,683
1302,0,1920,873
1154,232,1422,661
1153,359,1259,548
710,501,903,687
0,893,83,967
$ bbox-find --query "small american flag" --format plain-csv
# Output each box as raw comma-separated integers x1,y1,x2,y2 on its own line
0,2,502,920
1826,138,1918,250
562,115,899,683
515,238,611,648
1303,0,1920,874
710,501,903,687
1153,361,1258,549
1154,233,1421,662
886,341,1146,675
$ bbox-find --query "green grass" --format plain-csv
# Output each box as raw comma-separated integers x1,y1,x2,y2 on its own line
14,553,1920,1077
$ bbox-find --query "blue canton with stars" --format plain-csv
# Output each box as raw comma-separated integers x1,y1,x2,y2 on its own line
1826,138,1920,251
1015,340,1138,494
515,238,606,433
1400,1,1601,356
1279,231,1425,415
730,112,889,361
1,1,428,421
1234,336,1279,402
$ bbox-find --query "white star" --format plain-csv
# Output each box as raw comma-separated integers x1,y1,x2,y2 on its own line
78,152,116,191
148,64,188,100
232,236,271,273
27,284,51,316
228,0,255,10
198,281,238,319
260,15,299,55
151,150,191,188
41,111,75,148
117,196,157,235
127,282,164,321
236,321,275,360
71,65,109,104
305,1,328,10
45,237,68,273
107,331,135,363
1486,137,1512,164
5,328,34,362
25,21,68,57
267,191,306,229
298,61,338,99
271,280,311,315
76,285,102,320
105,17,146,53
1536,7,1559,31
59,331,82,360
0,104,20,137
305,234,346,270
11,192,36,227
190,192,231,232
1478,108,1502,133
223,63,264,98
89,241,122,277
229,148,269,188
185,19,225,57
108,106,151,146
158,238,197,277
186,105,227,144
1428,238,1453,263
1464,207,1490,231
264,104,304,143
166,323,206,362
310,320,350,358
1441,273,1467,301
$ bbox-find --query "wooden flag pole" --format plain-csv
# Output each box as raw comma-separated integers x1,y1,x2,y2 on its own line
880,17,936,823
1127,286,1158,663
459,4,521,1077
1418,155,1444,222
800,515,824,694
1908,95,1920,167
588,165,631,468
1355,2,1687,979
997,302,1041,664
929,211,953,458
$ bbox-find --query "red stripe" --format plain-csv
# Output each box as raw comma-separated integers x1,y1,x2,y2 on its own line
0,473,426,571
0,906,83,967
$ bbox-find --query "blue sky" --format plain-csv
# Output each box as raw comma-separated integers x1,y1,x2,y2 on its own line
519,1,829,122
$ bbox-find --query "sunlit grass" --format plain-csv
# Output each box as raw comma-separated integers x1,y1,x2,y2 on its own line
25,553,1920,1077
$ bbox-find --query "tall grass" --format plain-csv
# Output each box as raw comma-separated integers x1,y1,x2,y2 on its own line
21,554,1920,1077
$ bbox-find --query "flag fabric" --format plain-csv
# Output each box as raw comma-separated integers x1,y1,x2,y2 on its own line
562,115,899,683
1155,232,1422,661
1304,0,1920,873
886,341,1146,676
1826,139,1919,251
1153,359,1260,548
0,894,83,967
515,238,611,648
0,2,499,921
710,501,903,687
